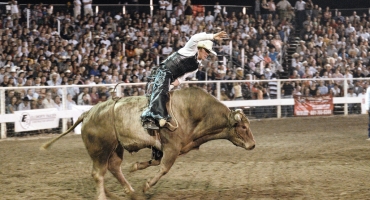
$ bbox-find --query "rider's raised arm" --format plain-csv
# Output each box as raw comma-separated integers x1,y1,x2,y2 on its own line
177,32,214,56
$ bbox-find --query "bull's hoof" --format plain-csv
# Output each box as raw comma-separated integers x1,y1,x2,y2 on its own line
130,162,138,173
124,186,135,194
143,182,150,193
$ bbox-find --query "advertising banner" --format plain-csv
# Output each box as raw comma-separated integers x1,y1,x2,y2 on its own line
294,95,333,116
14,109,59,132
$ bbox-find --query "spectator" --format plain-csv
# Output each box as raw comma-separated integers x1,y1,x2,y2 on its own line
353,81,364,96
261,0,269,20
47,72,61,86
268,47,281,72
268,0,276,16
276,0,291,20
89,63,101,77
347,88,357,114
79,93,91,105
184,0,193,24
213,2,222,19
54,96,62,110
162,42,173,56
174,3,184,18
66,94,76,110
90,87,100,105
77,87,91,105
255,85,265,118
5,90,15,106
159,0,169,16
166,0,173,18
305,0,314,18
82,0,93,16
18,97,32,111
330,83,341,97
10,0,19,20
254,0,261,19
35,96,44,109
220,88,230,101
233,82,244,100
204,11,215,24
42,92,55,108
74,0,82,18
317,81,328,95
6,96,18,114
282,81,294,117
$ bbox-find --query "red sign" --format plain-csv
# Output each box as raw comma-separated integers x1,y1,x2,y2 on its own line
294,95,333,116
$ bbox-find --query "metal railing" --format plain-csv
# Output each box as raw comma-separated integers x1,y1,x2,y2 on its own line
0,77,368,139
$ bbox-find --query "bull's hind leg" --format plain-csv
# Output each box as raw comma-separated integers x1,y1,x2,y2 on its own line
108,143,135,194
143,145,179,192
91,159,109,200
83,132,117,200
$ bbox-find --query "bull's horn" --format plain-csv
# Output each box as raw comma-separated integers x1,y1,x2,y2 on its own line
234,113,241,122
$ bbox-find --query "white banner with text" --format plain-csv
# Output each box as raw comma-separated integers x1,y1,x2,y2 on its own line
14,109,59,132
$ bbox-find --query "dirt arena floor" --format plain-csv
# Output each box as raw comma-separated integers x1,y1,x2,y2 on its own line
1,115,370,200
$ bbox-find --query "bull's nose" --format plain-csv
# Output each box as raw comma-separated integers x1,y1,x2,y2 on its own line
249,144,255,150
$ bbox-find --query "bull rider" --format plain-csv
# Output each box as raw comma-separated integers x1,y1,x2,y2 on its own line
141,31,228,129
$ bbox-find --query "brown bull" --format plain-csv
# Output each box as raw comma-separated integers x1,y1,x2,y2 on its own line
41,87,255,199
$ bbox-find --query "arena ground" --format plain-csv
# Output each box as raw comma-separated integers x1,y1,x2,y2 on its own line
1,115,370,200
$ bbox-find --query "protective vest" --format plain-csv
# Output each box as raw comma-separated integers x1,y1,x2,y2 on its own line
161,52,199,79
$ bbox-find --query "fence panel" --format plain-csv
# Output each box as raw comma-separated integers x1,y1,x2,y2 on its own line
0,77,367,139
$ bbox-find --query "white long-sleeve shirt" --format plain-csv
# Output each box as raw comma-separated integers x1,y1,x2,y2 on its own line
295,0,306,11
176,32,214,84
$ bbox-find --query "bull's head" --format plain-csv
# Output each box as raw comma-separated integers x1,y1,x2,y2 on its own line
228,109,255,150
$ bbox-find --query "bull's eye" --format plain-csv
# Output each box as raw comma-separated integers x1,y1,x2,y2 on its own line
242,126,247,129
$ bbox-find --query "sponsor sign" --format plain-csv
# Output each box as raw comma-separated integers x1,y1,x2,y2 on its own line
14,109,59,132
294,95,333,116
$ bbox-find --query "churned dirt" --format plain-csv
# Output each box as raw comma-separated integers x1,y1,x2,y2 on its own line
1,115,370,200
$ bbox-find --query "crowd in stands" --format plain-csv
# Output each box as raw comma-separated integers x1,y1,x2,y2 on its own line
0,0,369,117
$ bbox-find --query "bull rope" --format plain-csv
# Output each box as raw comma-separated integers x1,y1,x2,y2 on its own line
111,97,123,145
111,82,125,145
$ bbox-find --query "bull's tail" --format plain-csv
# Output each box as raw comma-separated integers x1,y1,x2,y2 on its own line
40,112,87,150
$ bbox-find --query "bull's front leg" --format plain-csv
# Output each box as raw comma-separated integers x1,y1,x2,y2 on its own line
130,159,161,172
131,148,163,172
143,145,180,192
180,135,216,155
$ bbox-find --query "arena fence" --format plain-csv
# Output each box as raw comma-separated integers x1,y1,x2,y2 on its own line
0,77,367,139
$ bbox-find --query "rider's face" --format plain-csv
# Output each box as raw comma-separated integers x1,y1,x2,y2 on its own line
198,48,210,60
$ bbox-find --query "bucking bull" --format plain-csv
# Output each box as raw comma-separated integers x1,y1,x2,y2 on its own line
41,87,255,199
